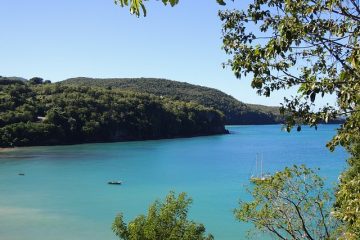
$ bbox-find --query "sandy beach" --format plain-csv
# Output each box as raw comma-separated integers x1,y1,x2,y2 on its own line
0,147,16,153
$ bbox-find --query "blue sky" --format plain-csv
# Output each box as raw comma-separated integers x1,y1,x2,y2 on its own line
0,0,334,107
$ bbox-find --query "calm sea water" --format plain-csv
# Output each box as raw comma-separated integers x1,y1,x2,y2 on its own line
0,125,347,240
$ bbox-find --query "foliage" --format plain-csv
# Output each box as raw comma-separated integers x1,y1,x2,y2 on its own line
114,0,179,17
112,192,214,240
29,77,44,85
235,165,339,239
62,77,283,124
219,0,360,237
0,76,26,85
114,0,233,17
0,80,227,147
219,0,359,151
334,141,360,239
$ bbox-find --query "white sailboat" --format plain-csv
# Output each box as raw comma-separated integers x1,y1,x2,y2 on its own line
250,153,271,182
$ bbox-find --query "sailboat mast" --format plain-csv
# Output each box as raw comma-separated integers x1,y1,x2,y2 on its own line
260,155,263,178
255,154,258,178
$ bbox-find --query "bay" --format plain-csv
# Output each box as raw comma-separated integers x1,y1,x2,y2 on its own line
0,125,347,240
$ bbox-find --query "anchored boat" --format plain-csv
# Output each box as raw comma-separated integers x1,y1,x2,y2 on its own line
250,153,271,182
108,181,122,185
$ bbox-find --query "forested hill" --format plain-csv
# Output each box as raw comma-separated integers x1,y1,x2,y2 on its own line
62,77,282,124
0,78,227,147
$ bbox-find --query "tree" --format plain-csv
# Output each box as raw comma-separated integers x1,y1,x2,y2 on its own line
114,0,179,17
29,77,44,85
235,165,339,240
333,141,360,239
114,0,228,17
219,0,359,151
219,1,359,237
112,192,214,240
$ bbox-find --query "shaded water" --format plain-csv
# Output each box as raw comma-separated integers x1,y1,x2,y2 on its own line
0,125,347,239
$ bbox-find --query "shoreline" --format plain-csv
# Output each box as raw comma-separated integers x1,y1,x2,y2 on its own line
0,130,229,150
0,147,17,152
0,123,341,150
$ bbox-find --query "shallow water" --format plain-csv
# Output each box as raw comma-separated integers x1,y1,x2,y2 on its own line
0,125,347,239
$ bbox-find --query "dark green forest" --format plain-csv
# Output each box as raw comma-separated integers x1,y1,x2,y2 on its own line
62,77,283,124
0,77,227,147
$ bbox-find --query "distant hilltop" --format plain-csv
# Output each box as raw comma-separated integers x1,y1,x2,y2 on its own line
61,77,283,125
0,76,228,147
0,76,28,83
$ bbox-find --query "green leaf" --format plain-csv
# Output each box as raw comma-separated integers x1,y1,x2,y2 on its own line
216,0,226,5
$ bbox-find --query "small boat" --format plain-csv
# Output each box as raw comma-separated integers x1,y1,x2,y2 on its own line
18,173,25,176
250,153,271,182
108,181,122,185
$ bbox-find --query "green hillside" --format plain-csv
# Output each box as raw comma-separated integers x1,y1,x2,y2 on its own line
0,78,227,147
62,77,282,124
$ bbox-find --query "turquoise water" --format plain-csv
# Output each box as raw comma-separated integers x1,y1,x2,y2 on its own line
0,125,347,240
